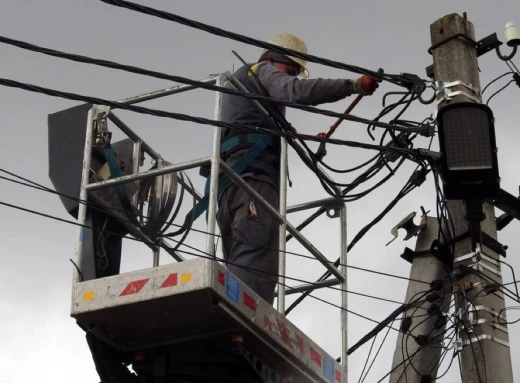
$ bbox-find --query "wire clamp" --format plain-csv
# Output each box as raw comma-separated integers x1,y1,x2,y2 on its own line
434,80,482,104
454,246,503,278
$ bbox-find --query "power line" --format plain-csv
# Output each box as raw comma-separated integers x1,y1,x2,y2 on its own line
0,36,427,134
486,80,515,106
0,77,427,161
0,167,431,286
98,0,429,89
0,194,405,307
284,165,429,315
0,191,411,333
481,71,513,94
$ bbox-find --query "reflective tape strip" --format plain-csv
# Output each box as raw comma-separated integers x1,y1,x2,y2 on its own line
107,273,182,298
463,333,510,348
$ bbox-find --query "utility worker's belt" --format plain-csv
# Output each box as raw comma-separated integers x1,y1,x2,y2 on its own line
220,133,276,161
169,133,273,237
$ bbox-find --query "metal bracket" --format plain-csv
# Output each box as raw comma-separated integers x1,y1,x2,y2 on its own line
476,33,504,57
386,212,426,246
93,105,111,146
454,246,503,278
456,297,475,333
434,80,482,104
326,205,341,219
452,230,507,258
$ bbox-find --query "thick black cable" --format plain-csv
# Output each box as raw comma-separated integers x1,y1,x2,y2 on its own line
498,259,520,300
359,318,395,383
170,234,404,305
481,71,514,94
0,176,444,340
486,79,515,106
98,0,428,89
0,168,432,285
285,115,421,243
506,59,520,75
285,167,426,315
403,292,454,377
348,286,441,356
0,36,426,134
0,191,405,306
375,345,426,383
498,306,520,325
461,321,485,383
358,333,378,383
0,77,426,158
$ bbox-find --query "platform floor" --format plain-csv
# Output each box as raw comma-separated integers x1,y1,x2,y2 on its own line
72,258,346,383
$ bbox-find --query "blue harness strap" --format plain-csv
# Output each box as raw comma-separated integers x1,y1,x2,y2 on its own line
103,142,141,227
167,134,272,237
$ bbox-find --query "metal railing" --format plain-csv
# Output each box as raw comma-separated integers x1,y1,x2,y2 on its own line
73,73,349,375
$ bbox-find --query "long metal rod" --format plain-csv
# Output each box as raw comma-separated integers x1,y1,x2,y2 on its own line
86,157,210,191
160,241,185,262
108,113,161,160
74,106,101,283
339,203,348,378
131,140,142,205
117,77,217,106
151,159,163,267
205,75,223,257
287,197,340,214
153,240,161,266
277,138,288,312
275,278,341,296
220,161,346,283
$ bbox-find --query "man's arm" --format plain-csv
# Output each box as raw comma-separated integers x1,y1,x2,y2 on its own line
255,63,357,106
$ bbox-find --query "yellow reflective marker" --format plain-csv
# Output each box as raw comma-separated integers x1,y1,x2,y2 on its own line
83,291,95,301
181,273,192,283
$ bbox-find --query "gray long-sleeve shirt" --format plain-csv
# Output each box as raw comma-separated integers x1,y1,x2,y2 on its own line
219,62,357,190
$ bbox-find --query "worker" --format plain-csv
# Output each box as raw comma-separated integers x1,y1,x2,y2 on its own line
216,33,381,305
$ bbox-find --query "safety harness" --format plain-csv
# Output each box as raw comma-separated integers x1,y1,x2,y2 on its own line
168,62,287,238
103,142,142,228
167,133,273,237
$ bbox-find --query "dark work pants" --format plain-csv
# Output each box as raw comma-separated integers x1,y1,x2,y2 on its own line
216,178,280,305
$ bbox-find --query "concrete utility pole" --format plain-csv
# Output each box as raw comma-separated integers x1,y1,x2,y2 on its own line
389,217,449,383
430,13,513,382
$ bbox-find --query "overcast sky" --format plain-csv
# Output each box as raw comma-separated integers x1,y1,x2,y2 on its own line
1,1,520,382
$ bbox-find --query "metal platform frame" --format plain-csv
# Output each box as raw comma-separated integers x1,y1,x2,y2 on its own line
72,73,349,381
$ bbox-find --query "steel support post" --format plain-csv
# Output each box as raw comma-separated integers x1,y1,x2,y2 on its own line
74,105,109,283
277,137,288,312
205,74,224,257
131,139,142,206
339,203,348,379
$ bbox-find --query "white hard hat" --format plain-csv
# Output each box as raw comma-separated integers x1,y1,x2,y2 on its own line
261,34,309,78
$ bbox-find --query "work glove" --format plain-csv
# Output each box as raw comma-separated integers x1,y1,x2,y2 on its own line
353,75,381,95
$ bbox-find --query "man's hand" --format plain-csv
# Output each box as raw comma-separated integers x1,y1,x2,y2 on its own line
353,75,382,96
